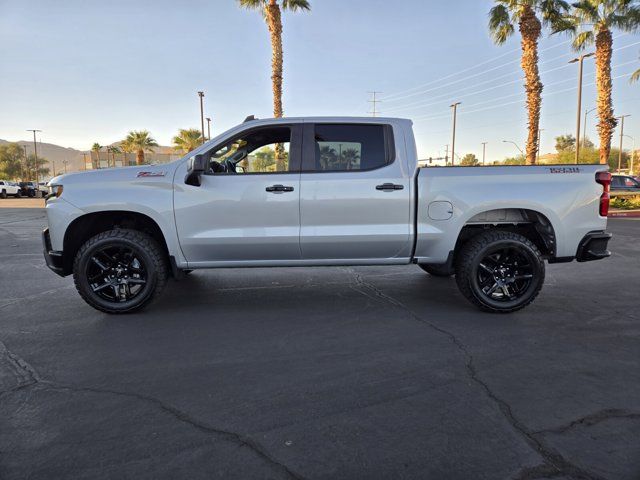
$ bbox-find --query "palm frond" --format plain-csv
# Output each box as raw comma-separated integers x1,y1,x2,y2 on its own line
488,4,515,44
572,29,594,50
631,68,640,83
282,0,311,12
236,0,265,10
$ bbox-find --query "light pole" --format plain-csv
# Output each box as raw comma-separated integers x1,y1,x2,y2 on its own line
569,52,594,164
537,128,544,164
503,140,524,155
617,115,631,172
481,142,488,165
26,129,41,182
22,145,28,180
206,117,212,141
450,102,461,166
197,91,205,144
623,135,635,175
583,107,596,149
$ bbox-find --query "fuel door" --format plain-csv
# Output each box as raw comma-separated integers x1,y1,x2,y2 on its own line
428,201,453,221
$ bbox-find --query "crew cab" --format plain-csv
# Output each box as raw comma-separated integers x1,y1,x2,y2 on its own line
43,117,612,314
0,180,21,198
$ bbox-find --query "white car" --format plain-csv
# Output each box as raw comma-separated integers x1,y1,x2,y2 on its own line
43,116,612,314
0,180,21,198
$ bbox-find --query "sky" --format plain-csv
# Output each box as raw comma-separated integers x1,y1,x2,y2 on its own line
1,0,639,161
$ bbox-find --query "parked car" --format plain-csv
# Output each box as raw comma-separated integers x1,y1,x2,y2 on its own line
43,116,612,314
37,182,50,198
18,181,38,197
0,180,21,198
611,175,640,191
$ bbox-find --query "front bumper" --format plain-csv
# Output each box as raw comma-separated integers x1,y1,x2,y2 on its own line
42,228,66,276
576,231,612,262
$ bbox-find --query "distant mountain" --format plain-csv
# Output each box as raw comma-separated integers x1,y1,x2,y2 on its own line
0,139,176,176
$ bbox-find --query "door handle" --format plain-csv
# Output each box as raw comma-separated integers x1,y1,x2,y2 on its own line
266,184,294,193
376,183,404,192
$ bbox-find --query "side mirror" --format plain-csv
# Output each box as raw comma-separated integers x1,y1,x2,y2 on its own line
185,154,206,186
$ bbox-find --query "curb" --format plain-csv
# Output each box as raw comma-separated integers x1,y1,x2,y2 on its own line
609,210,640,218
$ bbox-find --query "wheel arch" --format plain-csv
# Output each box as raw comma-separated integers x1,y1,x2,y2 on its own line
62,210,170,275
454,208,557,261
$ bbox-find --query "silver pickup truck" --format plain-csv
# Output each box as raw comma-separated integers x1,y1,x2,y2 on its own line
43,117,612,314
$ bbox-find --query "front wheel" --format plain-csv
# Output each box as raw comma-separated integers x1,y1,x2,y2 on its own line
73,229,168,314
455,231,545,313
0,190,6,199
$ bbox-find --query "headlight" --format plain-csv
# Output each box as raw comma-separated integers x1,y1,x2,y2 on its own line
46,185,63,200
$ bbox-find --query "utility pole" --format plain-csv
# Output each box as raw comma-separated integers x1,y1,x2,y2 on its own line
197,91,205,144
450,102,461,166
82,152,88,170
583,107,596,149
22,145,28,180
206,117,212,141
445,144,449,165
481,142,488,165
617,115,631,172
537,128,544,164
368,91,382,117
569,52,594,164
26,129,41,182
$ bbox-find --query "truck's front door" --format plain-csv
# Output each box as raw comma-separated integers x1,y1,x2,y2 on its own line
174,124,302,265
299,123,412,261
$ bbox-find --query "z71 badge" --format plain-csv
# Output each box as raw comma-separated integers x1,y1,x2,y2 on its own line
136,171,166,178
549,167,580,174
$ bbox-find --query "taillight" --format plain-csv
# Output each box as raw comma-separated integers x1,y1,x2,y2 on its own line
595,171,611,217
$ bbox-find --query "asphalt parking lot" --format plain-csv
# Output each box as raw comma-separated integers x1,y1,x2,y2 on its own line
0,204,638,480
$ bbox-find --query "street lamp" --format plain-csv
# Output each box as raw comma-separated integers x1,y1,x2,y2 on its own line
569,52,594,164
450,102,461,166
616,114,631,172
197,91,205,144
623,134,635,175
503,140,524,155
583,107,597,149
206,117,212,141
26,129,42,182
481,142,488,165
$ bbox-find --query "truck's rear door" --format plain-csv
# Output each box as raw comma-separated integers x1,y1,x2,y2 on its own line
299,122,412,261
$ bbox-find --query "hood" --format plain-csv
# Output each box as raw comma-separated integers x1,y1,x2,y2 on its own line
49,163,177,186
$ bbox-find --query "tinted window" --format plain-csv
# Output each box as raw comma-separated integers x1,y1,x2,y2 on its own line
612,176,624,187
624,177,639,188
312,124,391,171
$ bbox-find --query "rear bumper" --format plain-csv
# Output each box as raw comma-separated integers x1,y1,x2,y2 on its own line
42,228,66,276
576,231,612,262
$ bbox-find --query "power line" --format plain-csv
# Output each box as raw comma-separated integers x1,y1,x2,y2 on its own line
383,40,640,114
382,33,632,105
367,91,382,117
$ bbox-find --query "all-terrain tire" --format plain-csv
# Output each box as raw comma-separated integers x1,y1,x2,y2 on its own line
455,230,545,313
0,190,6,199
73,229,168,314
418,263,454,277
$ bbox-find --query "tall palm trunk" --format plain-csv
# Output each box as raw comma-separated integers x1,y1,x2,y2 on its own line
136,149,144,165
266,0,286,170
519,6,543,165
595,28,616,165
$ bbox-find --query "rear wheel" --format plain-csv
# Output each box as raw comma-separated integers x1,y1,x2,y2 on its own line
0,190,6,199
418,263,454,277
73,229,168,314
455,230,544,313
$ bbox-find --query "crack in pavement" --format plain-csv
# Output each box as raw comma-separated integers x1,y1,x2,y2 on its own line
0,340,305,480
532,408,640,436
344,268,607,480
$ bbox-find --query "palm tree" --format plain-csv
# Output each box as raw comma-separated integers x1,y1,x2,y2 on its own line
124,130,158,165
340,148,361,170
119,140,134,167
106,146,121,168
172,128,204,154
489,0,570,165
91,143,102,169
555,0,640,164
238,0,310,170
